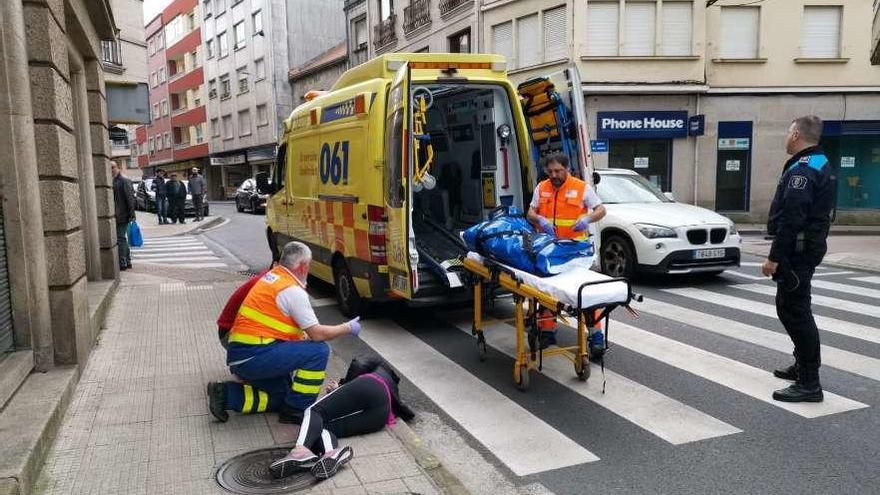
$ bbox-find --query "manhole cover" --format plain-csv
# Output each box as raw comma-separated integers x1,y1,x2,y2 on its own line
215,447,318,494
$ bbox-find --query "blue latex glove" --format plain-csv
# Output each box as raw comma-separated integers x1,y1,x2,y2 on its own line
348,317,361,336
536,216,556,236
573,216,590,232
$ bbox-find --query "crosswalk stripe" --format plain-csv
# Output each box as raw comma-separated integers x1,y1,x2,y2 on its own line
134,257,221,263
739,262,763,267
309,297,337,308
734,284,880,319
134,246,210,253
636,299,880,382
663,287,880,346
165,262,228,268
810,280,880,299
851,276,880,285
142,238,203,244
359,319,599,475
724,271,765,281
813,271,855,277
446,316,742,444
132,251,215,258
610,323,867,418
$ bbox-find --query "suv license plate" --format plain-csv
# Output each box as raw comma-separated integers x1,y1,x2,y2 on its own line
694,248,726,260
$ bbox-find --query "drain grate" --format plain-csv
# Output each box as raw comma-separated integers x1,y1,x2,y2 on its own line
215,448,318,494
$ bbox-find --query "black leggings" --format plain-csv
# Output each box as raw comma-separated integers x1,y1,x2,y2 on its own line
297,375,390,455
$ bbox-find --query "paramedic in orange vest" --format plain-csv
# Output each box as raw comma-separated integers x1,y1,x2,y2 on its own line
527,153,607,354
207,241,361,425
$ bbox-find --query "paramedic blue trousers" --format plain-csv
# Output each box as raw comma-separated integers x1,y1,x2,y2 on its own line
224,340,330,413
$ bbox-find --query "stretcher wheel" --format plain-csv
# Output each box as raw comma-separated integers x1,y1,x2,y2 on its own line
515,364,530,391
476,334,487,362
577,356,590,382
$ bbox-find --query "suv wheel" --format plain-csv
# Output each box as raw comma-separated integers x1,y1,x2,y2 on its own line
601,234,636,279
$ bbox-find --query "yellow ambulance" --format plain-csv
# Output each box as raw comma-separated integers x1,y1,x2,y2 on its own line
256,53,591,316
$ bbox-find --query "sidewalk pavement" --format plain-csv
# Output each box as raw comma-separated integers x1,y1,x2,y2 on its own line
33,269,453,495
136,211,225,238
738,225,880,274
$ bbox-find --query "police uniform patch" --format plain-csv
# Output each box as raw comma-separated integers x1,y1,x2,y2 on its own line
789,175,808,189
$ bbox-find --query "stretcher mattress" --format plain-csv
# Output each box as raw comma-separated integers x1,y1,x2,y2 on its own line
466,252,630,310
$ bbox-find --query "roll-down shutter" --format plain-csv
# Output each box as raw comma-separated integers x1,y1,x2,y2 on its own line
0,202,14,355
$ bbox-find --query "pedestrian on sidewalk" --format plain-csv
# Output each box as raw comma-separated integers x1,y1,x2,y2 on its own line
208,241,361,425
166,173,187,224
111,161,136,271
269,355,414,481
151,168,169,224
762,115,834,403
189,167,207,221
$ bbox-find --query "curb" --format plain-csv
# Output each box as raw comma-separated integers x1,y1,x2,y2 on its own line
174,216,225,236
739,245,880,275
389,421,472,495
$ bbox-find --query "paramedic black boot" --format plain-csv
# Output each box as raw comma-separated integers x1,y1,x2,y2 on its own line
773,363,798,381
772,369,823,403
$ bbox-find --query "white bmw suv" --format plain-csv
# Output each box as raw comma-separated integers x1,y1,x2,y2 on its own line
592,169,741,278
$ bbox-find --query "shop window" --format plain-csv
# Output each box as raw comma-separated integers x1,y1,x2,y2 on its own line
821,124,880,209
609,139,672,192
720,6,759,59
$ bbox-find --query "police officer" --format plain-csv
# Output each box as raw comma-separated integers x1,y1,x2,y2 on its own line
761,115,834,403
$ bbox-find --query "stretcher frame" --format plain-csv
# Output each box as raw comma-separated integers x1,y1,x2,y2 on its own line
462,256,639,391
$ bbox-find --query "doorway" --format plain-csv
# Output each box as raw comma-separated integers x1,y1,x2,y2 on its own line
715,121,752,212
608,139,672,191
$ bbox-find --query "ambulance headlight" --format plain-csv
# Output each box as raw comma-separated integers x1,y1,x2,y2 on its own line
635,223,678,239
497,124,511,140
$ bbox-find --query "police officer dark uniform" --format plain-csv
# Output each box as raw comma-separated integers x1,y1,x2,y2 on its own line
762,115,834,403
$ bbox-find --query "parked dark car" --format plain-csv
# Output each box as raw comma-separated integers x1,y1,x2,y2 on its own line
235,178,269,214
136,178,209,217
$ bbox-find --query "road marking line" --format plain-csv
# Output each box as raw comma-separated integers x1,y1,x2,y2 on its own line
163,262,228,268
724,271,766,281
663,287,880,345
142,238,203,244
851,276,880,285
735,284,880,319
812,271,854,277
637,299,880,382
132,251,215,258
446,315,741,445
134,257,222,263
739,262,763,267
810,280,880,299
133,246,210,253
309,297,337,307
359,319,599,476
611,323,867,418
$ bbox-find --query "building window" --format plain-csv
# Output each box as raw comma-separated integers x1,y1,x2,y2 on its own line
165,132,172,149
161,99,168,116
491,21,513,64
237,66,249,93
255,58,266,80
148,137,154,153
256,104,268,126
623,2,656,56
158,67,166,83
216,0,225,15
204,0,212,17
354,17,368,50
148,38,154,56
253,10,263,35
516,14,540,68
448,28,470,53
222,114,233,139
195,123,205,143
156,32,164,50
234,21,246,49
150,71,157,88
542,5,566,62
220,74,231,98
208,78,217,98
206,38,214,59
101,40,123,66
193,86,202,107
239,109,252,136
720,6,760,59
152,102,160,119
587,2,619,56
801,6,842,59
379,0,393,21
219,32,229,57
660,2,692,56
211,118,220,137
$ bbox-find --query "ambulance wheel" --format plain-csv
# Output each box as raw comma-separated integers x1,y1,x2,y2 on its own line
577,356,590,381
515,364,529,391
333,258,363,318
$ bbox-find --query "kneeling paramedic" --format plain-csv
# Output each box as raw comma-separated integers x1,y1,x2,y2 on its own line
208,241,361,424
526,153,607,355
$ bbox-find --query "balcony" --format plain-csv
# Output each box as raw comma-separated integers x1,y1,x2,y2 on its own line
373,15,397,50
404,0,431,34
439,0,470,17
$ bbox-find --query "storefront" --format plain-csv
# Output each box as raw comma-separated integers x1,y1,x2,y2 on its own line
715,122,753,212
210,144,275,200
820,121,880,210
596,111,689,192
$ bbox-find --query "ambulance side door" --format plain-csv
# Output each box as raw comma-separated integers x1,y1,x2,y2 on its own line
383,63,415,298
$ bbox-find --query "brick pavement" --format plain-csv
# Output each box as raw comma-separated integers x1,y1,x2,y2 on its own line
33,271,442,495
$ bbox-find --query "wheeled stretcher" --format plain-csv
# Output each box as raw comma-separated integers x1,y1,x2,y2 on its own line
462,252,641,391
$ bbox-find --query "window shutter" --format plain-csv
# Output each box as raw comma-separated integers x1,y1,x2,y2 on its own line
623,2,656,56
801,6,841,58
587,2,619,56
720,7,759,58
543,6,567,62
517,14,541,68
492,22,514,65
661,2,692,56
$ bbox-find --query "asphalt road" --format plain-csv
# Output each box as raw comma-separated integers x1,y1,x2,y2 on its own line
198,208,880,495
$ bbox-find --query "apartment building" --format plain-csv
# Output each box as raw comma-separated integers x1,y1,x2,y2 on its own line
480,0,880,223
137,0,210,184
103,0,149,180
202,0,345,199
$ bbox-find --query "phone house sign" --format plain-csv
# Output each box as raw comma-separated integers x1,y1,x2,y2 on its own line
597,111,689,139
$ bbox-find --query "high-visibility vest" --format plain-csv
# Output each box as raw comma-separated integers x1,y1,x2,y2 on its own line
228,266,306,345
535,175,589,241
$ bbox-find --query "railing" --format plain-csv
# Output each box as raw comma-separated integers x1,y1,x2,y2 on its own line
373,14,397,50
110,141,130,151
440,0,469,16
174,141,191,150
404,0,431,33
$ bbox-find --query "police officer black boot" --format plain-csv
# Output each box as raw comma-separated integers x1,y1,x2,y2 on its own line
772,363,798,381
772,368,823,402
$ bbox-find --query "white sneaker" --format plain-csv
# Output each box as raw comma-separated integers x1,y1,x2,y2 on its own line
269,450,318,479
310,445,354,480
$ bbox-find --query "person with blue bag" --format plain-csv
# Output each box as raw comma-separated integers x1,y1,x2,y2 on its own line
111,161,137,271
527,153,607,354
